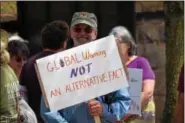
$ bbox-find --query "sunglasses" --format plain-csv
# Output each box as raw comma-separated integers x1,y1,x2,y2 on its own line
15,56,27,62
73,26,93,34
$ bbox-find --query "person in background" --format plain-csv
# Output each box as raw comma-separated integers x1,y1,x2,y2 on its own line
1,30,38,123
109,26,155,123
7,35,30,102
174,64,184,123
7,35,30,79
0,29,20,123
19,20,69,123
40,12,131,123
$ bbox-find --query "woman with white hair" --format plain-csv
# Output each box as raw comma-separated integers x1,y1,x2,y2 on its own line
109,26,155,123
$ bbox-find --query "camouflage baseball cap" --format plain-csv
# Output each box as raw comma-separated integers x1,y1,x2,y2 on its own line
71,12,98,29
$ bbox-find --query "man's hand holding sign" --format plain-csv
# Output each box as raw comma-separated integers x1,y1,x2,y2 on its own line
88,100,103,116
89,99,103,123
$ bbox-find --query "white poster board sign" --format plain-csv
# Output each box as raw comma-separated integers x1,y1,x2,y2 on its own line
127,68,142,115
35,35,129,111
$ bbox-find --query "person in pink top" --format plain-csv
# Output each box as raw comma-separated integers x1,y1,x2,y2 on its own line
109,26,155,123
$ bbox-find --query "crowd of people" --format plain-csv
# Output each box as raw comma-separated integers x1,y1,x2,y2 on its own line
0,11,183,123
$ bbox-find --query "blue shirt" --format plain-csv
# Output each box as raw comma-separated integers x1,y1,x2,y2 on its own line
40,88,131,123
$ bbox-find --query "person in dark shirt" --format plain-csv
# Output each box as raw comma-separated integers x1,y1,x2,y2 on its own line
40,11,131,123
174,64,184,123
19,20,69,123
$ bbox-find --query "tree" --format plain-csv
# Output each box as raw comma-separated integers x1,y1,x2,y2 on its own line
162,1,184,123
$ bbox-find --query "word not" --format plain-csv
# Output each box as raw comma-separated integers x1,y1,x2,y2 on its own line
82,50,107,60
70,63,92,78
66,68,125,93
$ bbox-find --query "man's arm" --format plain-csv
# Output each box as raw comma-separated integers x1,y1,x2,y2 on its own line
40,96,68,123
101,88,131,122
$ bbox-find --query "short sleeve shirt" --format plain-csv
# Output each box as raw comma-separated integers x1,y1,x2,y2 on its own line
127,56,155,81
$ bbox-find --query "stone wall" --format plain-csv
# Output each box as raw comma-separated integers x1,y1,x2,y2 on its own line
136,1,164,13
137,43,165,123
135,2,166,123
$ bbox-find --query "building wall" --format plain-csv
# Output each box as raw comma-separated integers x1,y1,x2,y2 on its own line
17,1,135,56
136,2,165,123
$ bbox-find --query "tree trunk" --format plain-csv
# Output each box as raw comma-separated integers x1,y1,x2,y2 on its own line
162,1,184,123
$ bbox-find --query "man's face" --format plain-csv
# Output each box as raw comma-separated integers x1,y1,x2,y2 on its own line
9,54,26,78
70,24,97,46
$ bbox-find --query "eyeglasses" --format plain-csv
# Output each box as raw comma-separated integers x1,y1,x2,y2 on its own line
73,26,93,34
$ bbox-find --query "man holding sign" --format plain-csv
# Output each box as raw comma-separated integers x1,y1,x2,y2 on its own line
40,12,131,123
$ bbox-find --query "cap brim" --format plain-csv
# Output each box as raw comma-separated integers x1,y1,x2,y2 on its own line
71,19,96,28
